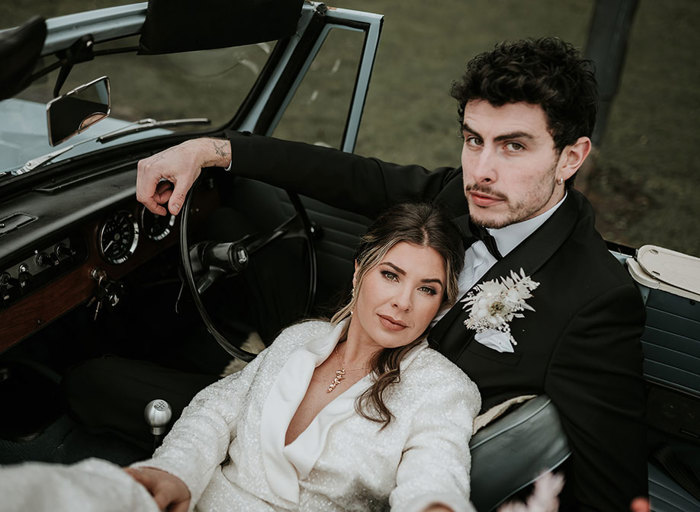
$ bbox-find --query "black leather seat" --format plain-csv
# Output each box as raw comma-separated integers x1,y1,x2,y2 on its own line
469,395,570,511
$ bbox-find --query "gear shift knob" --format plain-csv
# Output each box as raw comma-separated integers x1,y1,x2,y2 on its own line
144,399,172,436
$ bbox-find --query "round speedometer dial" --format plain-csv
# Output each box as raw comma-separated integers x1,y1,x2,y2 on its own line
98,210,139,264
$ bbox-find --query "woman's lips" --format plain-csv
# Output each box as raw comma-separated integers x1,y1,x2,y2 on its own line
378,314,407,331
469,191,503,207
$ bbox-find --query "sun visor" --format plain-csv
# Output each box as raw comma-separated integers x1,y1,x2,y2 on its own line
0,16,47,101
138,0,304,55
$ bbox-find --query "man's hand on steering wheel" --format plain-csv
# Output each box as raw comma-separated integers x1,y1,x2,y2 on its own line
136,138,231,216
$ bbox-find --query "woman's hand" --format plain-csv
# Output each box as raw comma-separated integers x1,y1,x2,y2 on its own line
125,466,191,512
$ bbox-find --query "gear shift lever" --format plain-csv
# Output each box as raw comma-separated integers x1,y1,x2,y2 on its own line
144,398,172,451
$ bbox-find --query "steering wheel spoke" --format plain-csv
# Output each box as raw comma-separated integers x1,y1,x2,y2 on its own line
243,214,309,254
195,268,226,295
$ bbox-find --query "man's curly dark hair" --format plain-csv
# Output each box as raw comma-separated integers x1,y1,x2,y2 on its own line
451,37,598,152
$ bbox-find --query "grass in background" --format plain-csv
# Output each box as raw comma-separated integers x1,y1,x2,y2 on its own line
334,0,699,256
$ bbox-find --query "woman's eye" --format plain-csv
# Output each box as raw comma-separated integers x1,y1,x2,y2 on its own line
381,271,398,282
419,286,437,295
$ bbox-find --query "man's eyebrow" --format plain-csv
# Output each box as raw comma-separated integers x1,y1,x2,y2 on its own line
462,121,534,142
382,262,444,288
494,131,534,142
461,121,481,139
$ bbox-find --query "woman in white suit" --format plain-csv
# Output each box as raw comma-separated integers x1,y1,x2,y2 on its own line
127,202,481,512
1,203,481,512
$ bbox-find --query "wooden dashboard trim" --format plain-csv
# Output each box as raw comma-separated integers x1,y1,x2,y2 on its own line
0,205,177,354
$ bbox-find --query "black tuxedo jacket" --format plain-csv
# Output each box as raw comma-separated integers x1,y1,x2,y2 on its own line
230,133,648,511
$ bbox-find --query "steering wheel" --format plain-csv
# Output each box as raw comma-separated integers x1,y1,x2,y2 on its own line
179,175,317,361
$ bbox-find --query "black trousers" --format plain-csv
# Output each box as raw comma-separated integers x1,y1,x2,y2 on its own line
62,356,218,451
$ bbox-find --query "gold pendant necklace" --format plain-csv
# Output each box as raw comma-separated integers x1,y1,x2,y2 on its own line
327,343,346,392
327,367,346,393
326,343,369,393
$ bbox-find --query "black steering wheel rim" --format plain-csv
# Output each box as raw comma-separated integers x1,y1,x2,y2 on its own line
179,176,317,362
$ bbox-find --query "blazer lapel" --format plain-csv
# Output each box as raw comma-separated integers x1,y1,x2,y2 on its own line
430,191,582,361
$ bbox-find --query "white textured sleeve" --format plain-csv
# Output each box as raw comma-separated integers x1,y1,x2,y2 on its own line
389,363,481,512
130,345,271,510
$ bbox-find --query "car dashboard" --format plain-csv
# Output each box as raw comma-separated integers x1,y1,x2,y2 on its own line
0,162,188,353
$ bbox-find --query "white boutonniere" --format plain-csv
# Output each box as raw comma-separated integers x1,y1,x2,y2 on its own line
461,269,539,353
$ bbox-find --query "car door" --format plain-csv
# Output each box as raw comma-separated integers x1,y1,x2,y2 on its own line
229,3,384,310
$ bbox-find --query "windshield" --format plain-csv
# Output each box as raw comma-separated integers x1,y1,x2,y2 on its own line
0,32,274,173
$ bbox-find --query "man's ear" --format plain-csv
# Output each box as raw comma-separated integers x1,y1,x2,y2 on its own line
559,136,592,181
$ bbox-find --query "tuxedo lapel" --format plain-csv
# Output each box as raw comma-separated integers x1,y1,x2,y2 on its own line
430,192,582,361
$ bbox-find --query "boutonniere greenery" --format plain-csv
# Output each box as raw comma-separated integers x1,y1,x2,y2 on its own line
461,269,539,346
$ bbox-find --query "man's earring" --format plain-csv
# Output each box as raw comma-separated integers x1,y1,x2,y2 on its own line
556,177,564,185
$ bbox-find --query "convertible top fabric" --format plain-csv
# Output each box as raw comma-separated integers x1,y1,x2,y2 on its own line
138,0,304,55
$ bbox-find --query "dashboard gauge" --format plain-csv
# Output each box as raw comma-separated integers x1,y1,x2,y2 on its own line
140,207,176,241
98,210,139,264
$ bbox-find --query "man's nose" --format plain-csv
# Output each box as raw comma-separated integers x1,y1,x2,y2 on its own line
468,146,497,184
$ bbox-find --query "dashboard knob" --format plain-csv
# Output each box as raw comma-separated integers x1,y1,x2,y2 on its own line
54,242,75,260
17,270,32,289
35,252,54,267
0,272,15,301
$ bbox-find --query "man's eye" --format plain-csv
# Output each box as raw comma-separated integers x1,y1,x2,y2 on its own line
381,271,398,282
464,135,482,147
505,142,524,152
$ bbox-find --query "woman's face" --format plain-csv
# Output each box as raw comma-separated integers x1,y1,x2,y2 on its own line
350,241,446,351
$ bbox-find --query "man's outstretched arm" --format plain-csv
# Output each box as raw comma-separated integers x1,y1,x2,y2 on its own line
136,134,457,219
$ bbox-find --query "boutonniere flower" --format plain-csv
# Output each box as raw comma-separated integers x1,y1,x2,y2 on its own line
461,269,539,352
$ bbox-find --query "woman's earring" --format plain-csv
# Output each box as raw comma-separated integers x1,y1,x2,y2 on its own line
556,177,564,185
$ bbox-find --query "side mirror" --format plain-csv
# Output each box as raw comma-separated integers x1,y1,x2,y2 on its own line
46,76,110,146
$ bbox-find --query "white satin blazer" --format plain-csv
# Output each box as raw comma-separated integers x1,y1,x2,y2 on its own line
134,320,481,512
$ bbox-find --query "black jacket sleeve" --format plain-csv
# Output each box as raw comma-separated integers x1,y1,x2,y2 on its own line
229,132,459,217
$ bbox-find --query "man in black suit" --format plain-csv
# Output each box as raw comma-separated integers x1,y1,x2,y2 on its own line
136,37,646,510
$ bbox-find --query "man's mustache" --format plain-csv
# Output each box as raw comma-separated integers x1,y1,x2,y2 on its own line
464,183,508,201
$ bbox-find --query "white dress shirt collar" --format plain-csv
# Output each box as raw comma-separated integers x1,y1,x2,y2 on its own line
488,192,568,257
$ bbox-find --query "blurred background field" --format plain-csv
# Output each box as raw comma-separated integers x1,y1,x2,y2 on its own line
3,0,699,256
